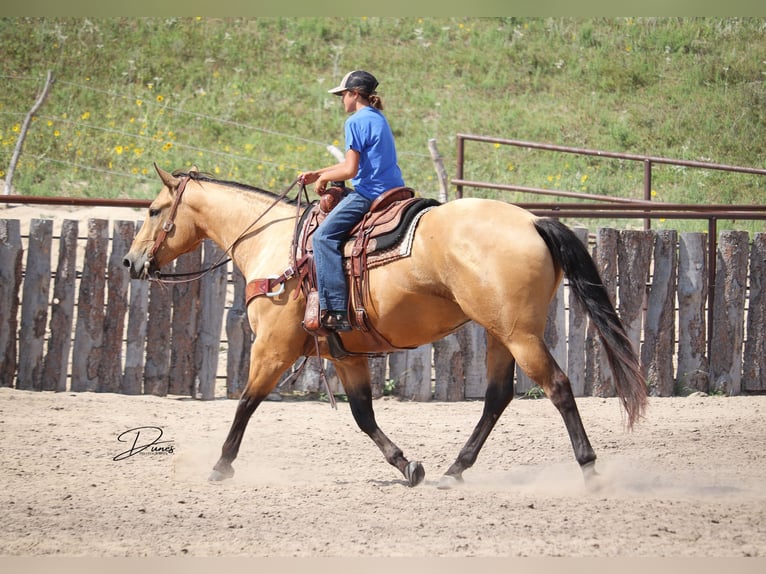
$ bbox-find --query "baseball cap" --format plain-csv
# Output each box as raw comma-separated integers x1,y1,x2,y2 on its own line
328,70,379,96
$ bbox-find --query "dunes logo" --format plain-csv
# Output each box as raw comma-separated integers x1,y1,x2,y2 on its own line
113,426,175,461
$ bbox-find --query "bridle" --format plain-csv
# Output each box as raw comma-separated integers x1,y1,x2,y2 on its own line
146,174,191,269
145,172,336,408
145,174,307,285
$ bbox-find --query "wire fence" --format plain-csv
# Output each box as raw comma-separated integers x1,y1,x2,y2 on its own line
1,73,433,197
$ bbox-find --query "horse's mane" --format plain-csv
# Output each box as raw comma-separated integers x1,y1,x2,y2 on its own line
171,169,298,205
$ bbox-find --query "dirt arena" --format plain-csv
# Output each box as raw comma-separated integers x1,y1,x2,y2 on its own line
1,388,764,558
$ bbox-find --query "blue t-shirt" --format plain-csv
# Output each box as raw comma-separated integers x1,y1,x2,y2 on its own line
344,106,405,200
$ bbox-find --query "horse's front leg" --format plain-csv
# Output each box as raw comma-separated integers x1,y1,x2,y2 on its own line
335,357,425,487
209,335,302,482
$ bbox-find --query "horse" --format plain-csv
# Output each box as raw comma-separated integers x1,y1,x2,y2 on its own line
123,164,647,490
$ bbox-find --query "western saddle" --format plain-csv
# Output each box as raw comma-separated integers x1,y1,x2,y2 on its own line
245,185,440,358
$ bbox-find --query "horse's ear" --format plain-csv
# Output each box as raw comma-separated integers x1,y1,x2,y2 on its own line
189,165,199,174
154,162,180,189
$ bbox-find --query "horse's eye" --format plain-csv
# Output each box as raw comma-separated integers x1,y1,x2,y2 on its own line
149,208,161,218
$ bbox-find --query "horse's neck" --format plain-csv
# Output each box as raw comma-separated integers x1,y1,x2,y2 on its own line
190,181,296,276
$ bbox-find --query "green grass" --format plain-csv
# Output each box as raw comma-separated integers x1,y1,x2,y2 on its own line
1,17,765,232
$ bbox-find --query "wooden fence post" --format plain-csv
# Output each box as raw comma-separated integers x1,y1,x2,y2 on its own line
16,219,52,390
428,138,450,203
98,220,134,393
369,355,387,399
71,219,108,392
225,266,252,399
433,334,465,401
617,230,653,352
390,344,433,401
195,240,228,400
123,250,149,395
169,249,201,396
144,263,173,396
288,356,323,394
567,227,589,396
641,230,678,397
457,322,487,399
676,233,709,393
586,228,618,397
743,233,766,392
0,219,22,388
41,219,78,392
710,231,749,395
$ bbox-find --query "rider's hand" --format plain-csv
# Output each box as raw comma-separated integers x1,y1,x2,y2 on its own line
298,171,320,186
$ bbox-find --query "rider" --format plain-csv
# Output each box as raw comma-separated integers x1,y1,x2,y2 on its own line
299,70,405,331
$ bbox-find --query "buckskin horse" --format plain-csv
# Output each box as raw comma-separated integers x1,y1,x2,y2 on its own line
123,164,647,490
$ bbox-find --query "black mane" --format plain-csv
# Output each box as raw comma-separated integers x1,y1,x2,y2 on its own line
171,169,299,205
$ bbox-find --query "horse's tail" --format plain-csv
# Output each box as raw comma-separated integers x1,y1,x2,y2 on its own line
533,217,647,429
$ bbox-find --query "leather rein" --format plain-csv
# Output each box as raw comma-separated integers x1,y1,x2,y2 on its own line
146,175,308,285
145,173,336,408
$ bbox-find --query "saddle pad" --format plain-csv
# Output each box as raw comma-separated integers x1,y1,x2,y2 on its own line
296,197,441,260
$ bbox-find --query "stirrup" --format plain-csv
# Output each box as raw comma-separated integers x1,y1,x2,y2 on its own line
321,310,352,332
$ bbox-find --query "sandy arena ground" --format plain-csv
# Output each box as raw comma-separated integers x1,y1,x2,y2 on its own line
1,388,764,558
2,203,766,558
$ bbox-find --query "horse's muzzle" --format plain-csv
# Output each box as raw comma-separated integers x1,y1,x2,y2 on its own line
122,251,156,280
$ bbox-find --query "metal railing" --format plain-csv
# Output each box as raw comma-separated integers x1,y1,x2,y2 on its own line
453,134,766,363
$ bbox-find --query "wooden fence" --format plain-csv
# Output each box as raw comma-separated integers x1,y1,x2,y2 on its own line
1,215,764,399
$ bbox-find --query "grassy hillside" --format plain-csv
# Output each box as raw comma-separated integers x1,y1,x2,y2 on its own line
1,17,765,230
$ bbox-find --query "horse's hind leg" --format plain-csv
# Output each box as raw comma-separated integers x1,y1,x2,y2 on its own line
334,356,425,487
438,335,516,490
512,336,598,482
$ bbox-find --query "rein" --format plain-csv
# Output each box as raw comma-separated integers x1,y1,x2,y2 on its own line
148,176,307,284
146,173,336,409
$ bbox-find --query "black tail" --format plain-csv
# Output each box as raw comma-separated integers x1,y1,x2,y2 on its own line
534,217,647,428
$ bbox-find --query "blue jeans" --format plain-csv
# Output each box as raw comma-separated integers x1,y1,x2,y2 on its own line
313,191,373,312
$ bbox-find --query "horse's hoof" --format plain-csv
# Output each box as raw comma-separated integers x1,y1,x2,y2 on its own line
581,461,604,493
208,465,234,482
404,461,425,487
436,474,463,490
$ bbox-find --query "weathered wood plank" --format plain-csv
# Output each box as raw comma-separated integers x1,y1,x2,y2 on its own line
143,262,173,396
42,219,78,392
369,355,387,399
433,333,465,401
617,229,653,352
0,219,23,388
710,231,749,395
586,228,618,397
458,322,487,399
98,221,134,393
390,344,432,401
169,249,201,396
641,230,678,397
225,266,252,399
676,233,709,393
195,240,228,400
743,233,765,392
16,219,53,390
566,227,589,396
123,272,149,395
71,219,108,392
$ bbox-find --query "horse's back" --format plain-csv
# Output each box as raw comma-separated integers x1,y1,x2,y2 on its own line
409,198,561,333
415,198,552,273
